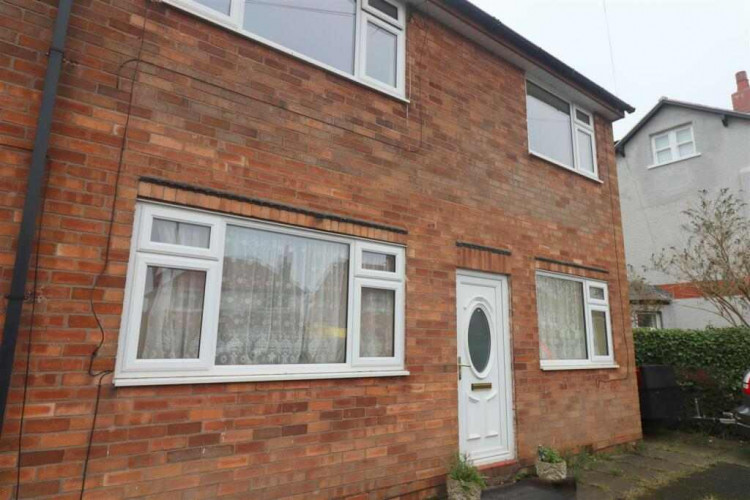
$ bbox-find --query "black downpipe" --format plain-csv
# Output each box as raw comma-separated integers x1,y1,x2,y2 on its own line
0,0,74,435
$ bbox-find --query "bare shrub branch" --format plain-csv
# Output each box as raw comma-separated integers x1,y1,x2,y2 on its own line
651,189,750,327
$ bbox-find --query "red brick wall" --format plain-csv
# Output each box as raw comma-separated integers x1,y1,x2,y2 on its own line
0,0,641,498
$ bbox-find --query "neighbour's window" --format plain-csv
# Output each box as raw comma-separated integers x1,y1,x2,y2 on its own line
526,81,598,178
169,0,405,95
115,203,406,385
634,311,662,329
651,125,696,166
536,272,614,369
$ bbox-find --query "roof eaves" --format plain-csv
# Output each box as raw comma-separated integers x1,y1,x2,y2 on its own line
616,99,750,154
438,0,634,115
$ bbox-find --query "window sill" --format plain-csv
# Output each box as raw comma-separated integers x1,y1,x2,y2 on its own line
647,153,701,170
114,369,410,387
528,151,603,184
540,363,619,371
162,0,410,104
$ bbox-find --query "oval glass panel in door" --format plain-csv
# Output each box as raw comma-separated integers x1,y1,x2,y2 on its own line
468,308,491,373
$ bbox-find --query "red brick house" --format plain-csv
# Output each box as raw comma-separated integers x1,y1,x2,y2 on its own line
0,0,641,498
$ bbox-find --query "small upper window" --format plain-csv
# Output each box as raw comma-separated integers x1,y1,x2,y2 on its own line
651,125,696,166
151,219,211,248
362,251,396,272
168,0,405,96
526,81,598,179
366,0,401,22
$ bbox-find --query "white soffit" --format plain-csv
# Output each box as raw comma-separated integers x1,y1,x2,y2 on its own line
408,0,624,121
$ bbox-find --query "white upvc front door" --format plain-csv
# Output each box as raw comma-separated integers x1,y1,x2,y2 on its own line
456,271,514,466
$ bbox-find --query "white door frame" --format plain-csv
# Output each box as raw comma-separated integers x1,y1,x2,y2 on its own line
456,269,515,465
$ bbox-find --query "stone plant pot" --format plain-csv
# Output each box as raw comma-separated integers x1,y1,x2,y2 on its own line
535,460,567,481
446,477,482,500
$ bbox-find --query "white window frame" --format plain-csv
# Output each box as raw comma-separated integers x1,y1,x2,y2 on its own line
139,204,220,259
573,108,598,177
536,271,616,371
354,240,405,280
162,0,407,100
525,79,600,181
358,12,406,94
115,202,408,386
634,311,662,329
352,277,405,367
650,124,698,168
363,0,405,28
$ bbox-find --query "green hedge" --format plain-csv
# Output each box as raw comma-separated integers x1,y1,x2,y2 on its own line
634,327,750,418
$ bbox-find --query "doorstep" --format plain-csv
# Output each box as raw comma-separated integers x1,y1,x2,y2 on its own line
477,459,521,487
482,478,576,499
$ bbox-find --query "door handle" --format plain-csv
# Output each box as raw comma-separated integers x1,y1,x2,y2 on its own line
457,356,471,380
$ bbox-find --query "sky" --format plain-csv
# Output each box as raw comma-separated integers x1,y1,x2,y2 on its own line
468,0,750,139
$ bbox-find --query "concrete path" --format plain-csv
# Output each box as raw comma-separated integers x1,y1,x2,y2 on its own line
577,432,750,499
482,479,574,499
483,432,750,500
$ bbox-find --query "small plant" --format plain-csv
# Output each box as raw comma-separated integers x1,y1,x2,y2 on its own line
446,453,486,500
448,453,487,489
535,445,568,481
537,445,564,464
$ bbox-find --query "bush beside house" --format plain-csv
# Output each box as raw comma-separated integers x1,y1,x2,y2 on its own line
634,327,750,418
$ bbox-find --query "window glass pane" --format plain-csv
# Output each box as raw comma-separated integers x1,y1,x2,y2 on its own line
636,312,660,329
654,134,670,150
217,225,349,365
536,275,587,360
243,0,356,74
591,310,609,356
360,287,395,357
676,128,692,143
527,82,570,114
369,0,398,19
656,149,672,164
365,21,397,87
196,0,231,14
526,82,574,167
137,266,206,359
575,109,591,125
151,218,211,248
589,286,605,300
362,251,395,272
576,129,595,173
678,142,695,157
468,308,491,372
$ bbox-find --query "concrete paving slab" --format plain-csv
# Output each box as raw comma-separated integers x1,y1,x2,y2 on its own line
638,462,750,500
575,483,614,500
602,458,665,483
577,469,638,498
635,447,714,468
481,479,574,499
480,433,750,500
617,453,684,474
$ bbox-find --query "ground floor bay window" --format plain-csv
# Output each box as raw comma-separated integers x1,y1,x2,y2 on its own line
535,271,616,370
115,202,406,386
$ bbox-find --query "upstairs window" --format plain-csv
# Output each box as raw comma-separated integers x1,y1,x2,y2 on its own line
526,81,599,179
651,125,696,166
169,0,405,96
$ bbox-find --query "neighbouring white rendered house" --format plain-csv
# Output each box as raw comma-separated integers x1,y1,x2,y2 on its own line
616,71,750,329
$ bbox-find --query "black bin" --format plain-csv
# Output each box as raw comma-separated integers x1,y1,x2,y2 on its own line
638,365,683,422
